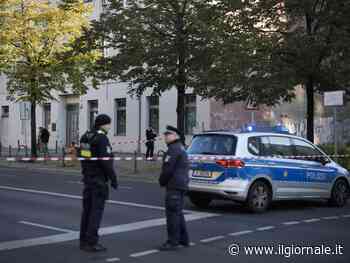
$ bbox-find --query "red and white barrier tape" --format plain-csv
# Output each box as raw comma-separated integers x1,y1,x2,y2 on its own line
111,137,162,146
2,157,161,162
1,154,350,162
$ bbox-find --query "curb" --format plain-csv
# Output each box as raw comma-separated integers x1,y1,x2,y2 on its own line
0,163,159,184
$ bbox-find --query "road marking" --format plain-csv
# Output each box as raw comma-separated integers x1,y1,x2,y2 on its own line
0,186,157,210
106,258,121,262
256,226,275,231
0,212,216,251
0,185,202,214
282,221,300,226
342,214,350,218
200,235,225,243
322,216,339,220
229,230,253,236
303,218,321,223
130,249,159,258
18,221,74,233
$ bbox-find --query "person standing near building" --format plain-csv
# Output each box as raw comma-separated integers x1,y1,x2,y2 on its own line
159,125,190,251
39,127,50,155
79,114,118,252
145,127,157,160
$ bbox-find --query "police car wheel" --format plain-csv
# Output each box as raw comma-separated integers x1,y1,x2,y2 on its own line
188,193,212,209
328,179,349,207
246,181,272,213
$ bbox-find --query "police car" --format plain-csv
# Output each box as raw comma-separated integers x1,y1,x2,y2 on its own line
187,125,350,213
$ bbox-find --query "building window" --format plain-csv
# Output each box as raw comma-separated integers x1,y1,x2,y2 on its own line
43,103,51,130
1,106,9,118
115,98,126,136
147,96,159,133
184,94,197,135
19,102,30,120
88,100,98,130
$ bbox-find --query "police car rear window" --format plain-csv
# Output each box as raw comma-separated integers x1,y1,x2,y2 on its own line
187,134,237,155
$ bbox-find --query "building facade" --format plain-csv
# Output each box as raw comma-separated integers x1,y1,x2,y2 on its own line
0,75,211,153
0,0,345,154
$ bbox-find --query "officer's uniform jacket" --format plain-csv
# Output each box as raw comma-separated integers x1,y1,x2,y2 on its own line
80,129,117,187
159,139,189,191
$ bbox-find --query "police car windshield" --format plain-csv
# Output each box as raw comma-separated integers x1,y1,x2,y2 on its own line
187,134,237,156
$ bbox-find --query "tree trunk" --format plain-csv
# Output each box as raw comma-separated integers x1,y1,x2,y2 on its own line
306,77,314,142
176,85,186,144
175,11,187,146
30,100,37,158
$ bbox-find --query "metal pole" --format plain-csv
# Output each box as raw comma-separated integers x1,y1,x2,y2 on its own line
137,95,142,154
62,147,66,167
251,111,255,123
134,151,138,174
334,107,338,158
17,140,20,156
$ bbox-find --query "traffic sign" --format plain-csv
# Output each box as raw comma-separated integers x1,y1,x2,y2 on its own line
324,91,344,106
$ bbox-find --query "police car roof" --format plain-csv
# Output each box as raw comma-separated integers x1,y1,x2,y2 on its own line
195,130,302,139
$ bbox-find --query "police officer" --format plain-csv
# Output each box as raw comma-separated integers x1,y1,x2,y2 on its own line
79,114,118,252
159,125,190,251
145,127,157,160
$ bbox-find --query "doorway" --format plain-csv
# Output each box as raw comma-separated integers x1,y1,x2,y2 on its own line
66,104,79,146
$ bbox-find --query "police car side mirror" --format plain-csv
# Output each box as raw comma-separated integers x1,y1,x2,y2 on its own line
315,156,330,166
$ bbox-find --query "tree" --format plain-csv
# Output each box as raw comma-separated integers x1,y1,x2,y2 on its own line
215,0,350,142
0,0,101,157
91,0,234,138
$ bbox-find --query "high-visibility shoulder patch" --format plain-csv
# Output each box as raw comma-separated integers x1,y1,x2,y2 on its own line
81,150,92,158
107,146,112,154
164,155,171,162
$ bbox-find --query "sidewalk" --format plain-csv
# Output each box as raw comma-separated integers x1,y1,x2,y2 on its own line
0,158,160,183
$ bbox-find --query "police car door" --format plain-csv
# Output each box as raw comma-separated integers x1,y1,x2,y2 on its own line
292,138,336,198
267,136,304,199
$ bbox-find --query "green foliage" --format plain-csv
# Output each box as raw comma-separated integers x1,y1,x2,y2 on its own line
93,0,222,93
0,0,101,156
0,0,101,103
319,143,350,170
90,0,236,132
218,0,350,141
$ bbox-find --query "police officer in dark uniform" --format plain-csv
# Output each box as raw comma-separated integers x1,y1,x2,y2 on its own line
145,127,157,160
79,114,118,252
159,125,190,251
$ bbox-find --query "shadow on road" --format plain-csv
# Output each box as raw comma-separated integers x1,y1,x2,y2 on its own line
184,199,349,215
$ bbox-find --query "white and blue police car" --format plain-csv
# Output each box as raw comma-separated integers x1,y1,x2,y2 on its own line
187,125,350,213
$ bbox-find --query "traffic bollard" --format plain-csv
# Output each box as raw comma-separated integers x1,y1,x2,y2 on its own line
134,151,138,174
62,147,66,167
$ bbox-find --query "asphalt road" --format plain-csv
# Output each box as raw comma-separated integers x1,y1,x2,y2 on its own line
0,166,349,263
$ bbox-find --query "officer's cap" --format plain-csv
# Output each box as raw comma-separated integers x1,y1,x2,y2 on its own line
95,114,111,127
163,125,181,136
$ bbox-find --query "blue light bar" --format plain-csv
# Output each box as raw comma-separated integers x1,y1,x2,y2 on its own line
240,123,290,134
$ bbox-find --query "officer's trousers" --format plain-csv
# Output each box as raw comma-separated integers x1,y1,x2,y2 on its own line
80,183,109,245
146,141,154,158
165,190,189,245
